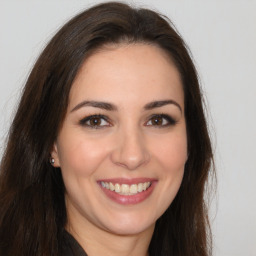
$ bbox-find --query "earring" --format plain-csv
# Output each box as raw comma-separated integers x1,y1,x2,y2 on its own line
50,157,55,165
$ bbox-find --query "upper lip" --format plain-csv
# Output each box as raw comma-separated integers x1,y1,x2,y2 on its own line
97,177,157,185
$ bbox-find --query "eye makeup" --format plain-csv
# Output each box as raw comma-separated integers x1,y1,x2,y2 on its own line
145,114,177,127
79,113,177,130
79,114,111,129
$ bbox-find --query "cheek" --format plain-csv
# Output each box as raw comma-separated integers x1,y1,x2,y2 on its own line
148,132,187,218
57,134,110,178
151,132,187,172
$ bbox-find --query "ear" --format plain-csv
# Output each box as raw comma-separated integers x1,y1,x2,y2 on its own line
50,142,61,167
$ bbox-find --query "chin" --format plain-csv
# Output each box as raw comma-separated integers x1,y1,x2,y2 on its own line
101,213,156,236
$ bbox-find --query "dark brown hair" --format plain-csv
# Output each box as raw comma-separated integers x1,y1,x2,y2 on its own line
0,2,214,256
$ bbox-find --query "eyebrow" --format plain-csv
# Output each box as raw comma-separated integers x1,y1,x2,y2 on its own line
71,101,117,112
144,100,182,113
71,99,182,113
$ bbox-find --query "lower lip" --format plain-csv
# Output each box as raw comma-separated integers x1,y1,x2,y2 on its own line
99,182,157,205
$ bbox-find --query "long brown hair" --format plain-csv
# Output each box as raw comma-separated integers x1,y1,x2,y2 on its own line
0,2,214,255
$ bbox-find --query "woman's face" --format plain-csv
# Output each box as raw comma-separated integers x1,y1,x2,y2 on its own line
52,43,187,236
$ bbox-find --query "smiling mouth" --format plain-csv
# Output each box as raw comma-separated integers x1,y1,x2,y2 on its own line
100,181,152,195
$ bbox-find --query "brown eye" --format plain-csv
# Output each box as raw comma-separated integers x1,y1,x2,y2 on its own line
79,115,110,128
151,116,164,126
146,114,177,127
89,117,102,126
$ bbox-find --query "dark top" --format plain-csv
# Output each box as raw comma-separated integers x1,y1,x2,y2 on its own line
61,230,88,256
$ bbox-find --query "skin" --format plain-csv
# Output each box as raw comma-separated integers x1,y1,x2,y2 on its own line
51,43,187,256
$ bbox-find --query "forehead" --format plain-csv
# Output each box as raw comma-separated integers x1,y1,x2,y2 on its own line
69,43,184,109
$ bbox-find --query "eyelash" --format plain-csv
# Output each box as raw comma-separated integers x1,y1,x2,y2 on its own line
79,114,111,129
146,114,177,127
79,114,177,129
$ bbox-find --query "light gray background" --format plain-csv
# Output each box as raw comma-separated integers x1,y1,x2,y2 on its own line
0,1,255,255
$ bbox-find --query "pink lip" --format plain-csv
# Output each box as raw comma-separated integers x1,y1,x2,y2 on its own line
98,178,157,205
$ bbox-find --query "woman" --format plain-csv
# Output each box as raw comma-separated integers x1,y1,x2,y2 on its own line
0,2,214,256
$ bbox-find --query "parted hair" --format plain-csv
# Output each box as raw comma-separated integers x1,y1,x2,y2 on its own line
0,2,214,256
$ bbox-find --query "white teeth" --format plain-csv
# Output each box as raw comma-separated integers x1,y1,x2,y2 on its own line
109,182,115,191
115,183,121,193
121,184,129,194
130,184,137,194
138,183,143,192
101,181,151,195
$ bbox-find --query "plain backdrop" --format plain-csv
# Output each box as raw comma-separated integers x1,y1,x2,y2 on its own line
0,1,255,255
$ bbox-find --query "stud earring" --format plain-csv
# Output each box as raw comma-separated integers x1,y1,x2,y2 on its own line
50,157,55,165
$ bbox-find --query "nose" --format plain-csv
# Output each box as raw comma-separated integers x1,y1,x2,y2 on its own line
110,128,150,170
